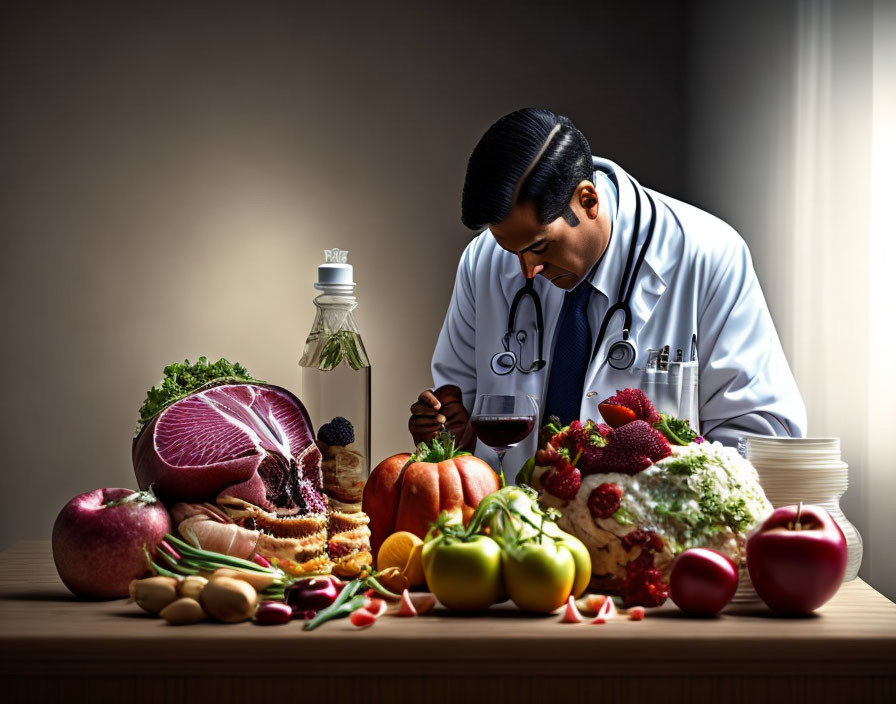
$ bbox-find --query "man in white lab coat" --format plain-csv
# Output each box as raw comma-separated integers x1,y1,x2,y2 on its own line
409,108,806,480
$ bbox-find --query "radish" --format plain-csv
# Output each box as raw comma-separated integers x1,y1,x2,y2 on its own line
349,608,377,628
561,596,583,623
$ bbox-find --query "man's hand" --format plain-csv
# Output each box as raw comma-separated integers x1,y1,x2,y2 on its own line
409,384,475,450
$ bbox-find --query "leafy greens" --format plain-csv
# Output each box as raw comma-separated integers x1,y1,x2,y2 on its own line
136,356,261,434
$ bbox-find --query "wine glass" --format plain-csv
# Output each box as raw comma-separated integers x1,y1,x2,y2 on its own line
470,394,538,486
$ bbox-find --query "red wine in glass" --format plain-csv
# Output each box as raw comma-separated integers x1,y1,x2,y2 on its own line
471,416,535,450
471,395,538,485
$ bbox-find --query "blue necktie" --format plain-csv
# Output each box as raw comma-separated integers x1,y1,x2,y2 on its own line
545,283,593,426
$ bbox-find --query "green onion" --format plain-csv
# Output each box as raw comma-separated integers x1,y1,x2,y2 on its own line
146,533,300,600
304,580,365,631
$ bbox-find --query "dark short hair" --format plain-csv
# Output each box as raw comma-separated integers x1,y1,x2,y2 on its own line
461,107,593,231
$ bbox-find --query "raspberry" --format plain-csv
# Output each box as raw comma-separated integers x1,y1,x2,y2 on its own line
622,567,670,608
318,416,355,446
600,389,661,425
587,483,623,519
593,421,671,475
621,529,664,553
619,530,670,607
541,462,581,500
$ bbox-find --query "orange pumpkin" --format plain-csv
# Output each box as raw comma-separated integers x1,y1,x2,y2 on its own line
362,432,500,556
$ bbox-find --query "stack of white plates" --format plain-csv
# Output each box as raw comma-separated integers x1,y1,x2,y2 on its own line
741,435,862,582
731,567,759,604
744,436,847,506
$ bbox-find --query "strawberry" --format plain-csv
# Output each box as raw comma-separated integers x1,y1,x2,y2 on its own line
578,443,603,475
593,421,671,475
598,403,637,428
600,389,661,426
567,420,588,449
535,448,559,466
566,421,609,474
541,461,582,500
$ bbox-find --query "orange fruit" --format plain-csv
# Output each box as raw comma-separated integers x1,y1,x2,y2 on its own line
377,531,426,587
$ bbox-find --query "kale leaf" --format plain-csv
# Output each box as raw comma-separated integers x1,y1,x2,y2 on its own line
654,413,699,445
136,356,261,434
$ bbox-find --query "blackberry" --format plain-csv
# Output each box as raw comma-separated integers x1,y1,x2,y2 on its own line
318,416,355,446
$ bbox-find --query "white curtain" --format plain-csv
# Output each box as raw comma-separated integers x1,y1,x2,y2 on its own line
686,0,895,598
867,0,896,599
789,0,895,595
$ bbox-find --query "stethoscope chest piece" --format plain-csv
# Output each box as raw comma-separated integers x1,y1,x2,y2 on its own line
492,278,547,375
490,345,517,375
607,329,637,370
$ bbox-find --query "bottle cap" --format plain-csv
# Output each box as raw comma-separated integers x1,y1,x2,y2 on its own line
315,248,355,291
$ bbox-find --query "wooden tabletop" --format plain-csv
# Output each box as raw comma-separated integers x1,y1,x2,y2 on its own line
2,540,894,704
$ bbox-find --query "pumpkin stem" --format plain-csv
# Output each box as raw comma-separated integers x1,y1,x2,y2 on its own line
411,430,471,464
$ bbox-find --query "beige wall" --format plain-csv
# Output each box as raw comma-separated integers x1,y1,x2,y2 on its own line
0,2,687,548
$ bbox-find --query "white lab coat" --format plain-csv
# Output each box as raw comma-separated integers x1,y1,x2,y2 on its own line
431,157,807,481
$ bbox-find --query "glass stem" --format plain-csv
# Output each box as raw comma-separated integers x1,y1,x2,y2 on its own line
495,449,507,488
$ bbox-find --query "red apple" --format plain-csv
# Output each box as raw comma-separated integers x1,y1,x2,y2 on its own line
52,488,172,599
670,548,739,615
747,503,847,615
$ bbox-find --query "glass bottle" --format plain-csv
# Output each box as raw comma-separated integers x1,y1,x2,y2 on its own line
299,249,371,509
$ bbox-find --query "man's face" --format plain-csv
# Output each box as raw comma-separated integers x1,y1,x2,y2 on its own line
489,187,608,290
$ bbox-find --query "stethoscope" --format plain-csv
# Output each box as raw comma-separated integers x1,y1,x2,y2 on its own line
490,174,657,375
